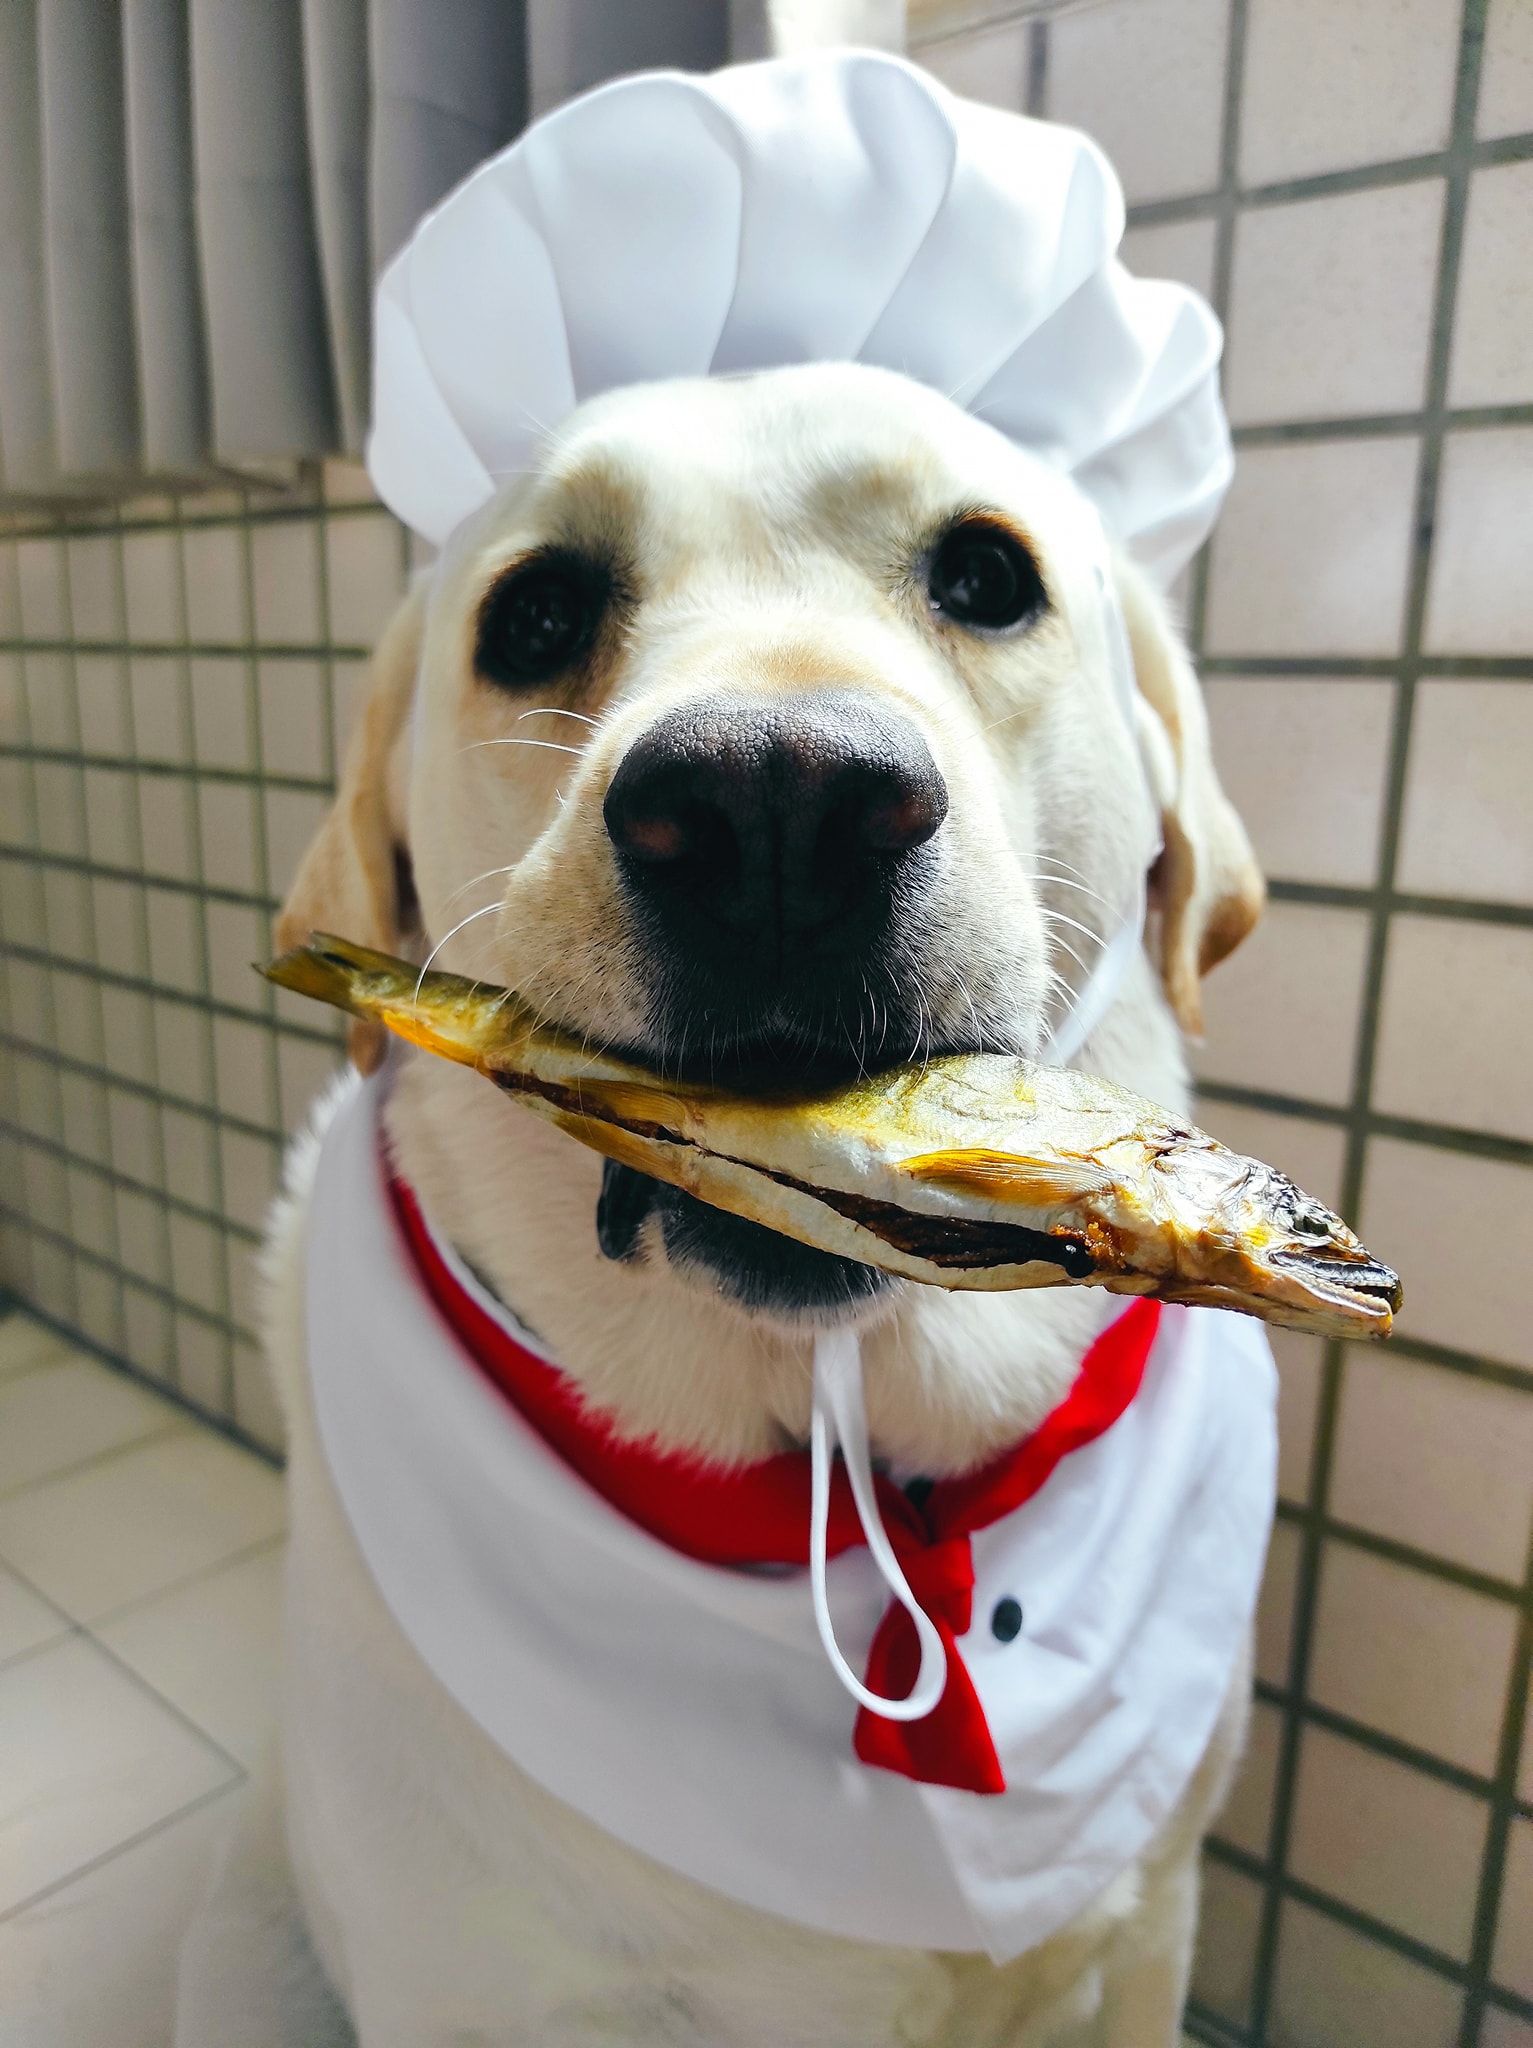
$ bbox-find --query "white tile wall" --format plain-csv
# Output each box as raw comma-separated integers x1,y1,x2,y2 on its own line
1224,181,1444,424
1450,160,1533,404
1204,437,1420,657
1397,682,1533,905
1479,0,1533,138
1046,0,1229,202
1361,1140,1533,1371
1424,428,1533,655
1373,915,1533,1142
1270,1901,1464,2048
1308,1543,1517,1777
1288,1726,1488,1956
1330,1347,1533,1581
1239,0,1459,183
1194,900,1369,1106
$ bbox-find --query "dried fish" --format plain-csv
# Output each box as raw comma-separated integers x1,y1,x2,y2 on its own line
264,934,1400,1339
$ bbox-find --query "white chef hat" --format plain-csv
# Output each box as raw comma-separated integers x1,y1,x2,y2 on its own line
367,50,1231,582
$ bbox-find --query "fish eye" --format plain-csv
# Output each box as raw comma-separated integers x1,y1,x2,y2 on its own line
475,550,609,688
1289,1201,1335,1242
927,517,1048,633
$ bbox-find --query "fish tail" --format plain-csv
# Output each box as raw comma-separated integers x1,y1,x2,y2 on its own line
259,932,407,1020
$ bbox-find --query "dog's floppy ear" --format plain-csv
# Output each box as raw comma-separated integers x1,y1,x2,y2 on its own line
275,584,424,1072
1115,557,1264,1038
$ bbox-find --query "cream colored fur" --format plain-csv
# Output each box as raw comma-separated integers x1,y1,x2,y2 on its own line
178,363,1261,2047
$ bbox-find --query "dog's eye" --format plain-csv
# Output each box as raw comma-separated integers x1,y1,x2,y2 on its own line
475,553,607,687
927,521,1047,632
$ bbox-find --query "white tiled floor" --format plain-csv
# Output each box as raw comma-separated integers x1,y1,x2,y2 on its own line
0,1307,284,2048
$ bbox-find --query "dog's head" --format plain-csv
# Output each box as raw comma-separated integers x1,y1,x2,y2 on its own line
280,364,1260,1323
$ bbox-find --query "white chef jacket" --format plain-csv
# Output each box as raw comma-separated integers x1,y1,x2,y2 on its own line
305,1076,1276,1963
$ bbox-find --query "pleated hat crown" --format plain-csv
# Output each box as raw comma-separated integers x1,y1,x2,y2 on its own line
368,50,1232,581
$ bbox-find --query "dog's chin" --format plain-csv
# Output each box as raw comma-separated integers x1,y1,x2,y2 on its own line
597,1161,891,1324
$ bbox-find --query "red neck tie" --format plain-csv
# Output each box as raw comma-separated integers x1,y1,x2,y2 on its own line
389,1170,1160,1796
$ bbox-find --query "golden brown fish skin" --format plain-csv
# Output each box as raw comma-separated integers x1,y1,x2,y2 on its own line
262,935,1400,1340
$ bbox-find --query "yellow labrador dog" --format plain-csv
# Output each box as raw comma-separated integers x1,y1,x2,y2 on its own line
181,363,1261,2048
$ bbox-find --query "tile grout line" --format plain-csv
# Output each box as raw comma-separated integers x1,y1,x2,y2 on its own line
0,937,340,1042
0,1111,268,1243
1245,4,1491,2040
0,1300,281,1466
1458,1507,1533,2044
84,1527,286,1635
1174,19,1248,2028
1205,1835,1533,2019
111,502,183,1393
1244,1682,1507,1805
0,1208,261,1341
0,1417,189,1509
1123,122,1533,227
0,1779,244,1930
0,1546,252,1782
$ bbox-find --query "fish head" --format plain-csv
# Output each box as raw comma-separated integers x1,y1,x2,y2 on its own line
1173,1149,1401,1337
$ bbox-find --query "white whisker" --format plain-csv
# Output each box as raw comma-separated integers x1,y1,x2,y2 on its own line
463,736,584,758
442,862,518,908
1050,934,1091,980
1019,869,1112,906
1041,907,1107,950
413,902,504,1001
516,707,600,729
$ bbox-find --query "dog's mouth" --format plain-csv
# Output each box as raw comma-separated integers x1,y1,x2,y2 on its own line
597,1158,890,1321
590,1020,996,1321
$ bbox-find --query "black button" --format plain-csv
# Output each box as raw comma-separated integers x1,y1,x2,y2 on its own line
991,1596,1024,1643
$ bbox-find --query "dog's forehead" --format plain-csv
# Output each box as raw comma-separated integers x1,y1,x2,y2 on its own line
535,365,1086,556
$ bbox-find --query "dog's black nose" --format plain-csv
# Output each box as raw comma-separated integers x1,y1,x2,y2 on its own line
603,692,947,966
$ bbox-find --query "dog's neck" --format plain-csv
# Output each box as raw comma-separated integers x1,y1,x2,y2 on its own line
384,946,1190,1475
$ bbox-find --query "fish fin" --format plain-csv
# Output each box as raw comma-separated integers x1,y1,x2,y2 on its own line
900,1147,1113,1208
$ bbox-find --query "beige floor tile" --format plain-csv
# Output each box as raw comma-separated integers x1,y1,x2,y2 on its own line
0,1563,71,1667
0,1432,285,1625
100,1543,285,1771
0,1355,182,1498
0,1633,236,1918
0,1781,244,2048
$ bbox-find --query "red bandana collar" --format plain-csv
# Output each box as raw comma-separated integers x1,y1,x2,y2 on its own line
389,1174,1160,1797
